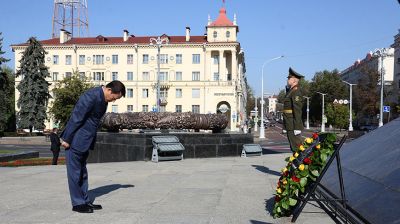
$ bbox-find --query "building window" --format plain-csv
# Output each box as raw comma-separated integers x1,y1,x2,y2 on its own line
79,55,85,65
175,105,182,112
52,72,58,81
65,55,72,65
192,88,200,98
127,54,133,64
127,88,133,98
176,88,182,98
226,31,230,38
175,72,182,81
142,105,149,112
65,72,72,79
127,105,133,112
192,105,200,113
227,73,232,81
127,72,133,81
142,72,149,81
142,89,148,98
112,55,118,64
112,72,118,81
79,72,85,80
143,54,149,64
213,72,219,81
213,31,217,38
213,55,219,64
93,72,104,81
112,105,118,113
159,72,168,81
53,55,59,64
192,71,200,81
160,89,168,98
159,54,168,64
192,54,200,64
93,55,104,65
176,54,182,64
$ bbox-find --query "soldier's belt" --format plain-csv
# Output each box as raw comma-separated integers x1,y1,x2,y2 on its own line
283,109,293,113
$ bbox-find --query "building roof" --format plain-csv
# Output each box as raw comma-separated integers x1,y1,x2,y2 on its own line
12,35,209,46
209,7,235,27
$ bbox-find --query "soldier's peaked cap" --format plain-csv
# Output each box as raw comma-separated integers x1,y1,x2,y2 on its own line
288,67,304,79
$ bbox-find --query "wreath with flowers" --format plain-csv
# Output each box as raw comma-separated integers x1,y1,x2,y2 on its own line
273,132,337,218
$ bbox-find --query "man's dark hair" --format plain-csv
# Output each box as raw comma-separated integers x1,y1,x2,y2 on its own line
106,80,126,97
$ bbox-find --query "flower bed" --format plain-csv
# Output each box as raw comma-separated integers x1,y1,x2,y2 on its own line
0,157,66,167
273,132,336,218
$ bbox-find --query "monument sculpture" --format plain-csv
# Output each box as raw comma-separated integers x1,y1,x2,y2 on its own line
101,112,228,132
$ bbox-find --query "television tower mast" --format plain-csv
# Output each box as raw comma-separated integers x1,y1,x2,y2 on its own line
52,0,89,38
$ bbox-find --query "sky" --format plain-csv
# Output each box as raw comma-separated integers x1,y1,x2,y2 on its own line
1,0,399,96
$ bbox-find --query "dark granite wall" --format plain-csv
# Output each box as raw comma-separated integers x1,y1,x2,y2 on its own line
88,132,253,163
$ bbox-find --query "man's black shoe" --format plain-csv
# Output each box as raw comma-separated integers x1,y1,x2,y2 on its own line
87,202,102,210
72,204,94,213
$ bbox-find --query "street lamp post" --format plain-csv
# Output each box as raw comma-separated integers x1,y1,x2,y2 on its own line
260,55,284,139
373,48,392,127
316,92,327,132
303,96,310,130
342,80,357,131
150,36,169,112
254,97,258,132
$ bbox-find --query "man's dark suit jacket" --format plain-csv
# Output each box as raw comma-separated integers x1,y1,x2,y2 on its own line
50,132,61,151
61,86,107,152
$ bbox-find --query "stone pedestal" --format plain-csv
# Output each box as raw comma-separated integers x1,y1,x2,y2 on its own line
88,132,253,163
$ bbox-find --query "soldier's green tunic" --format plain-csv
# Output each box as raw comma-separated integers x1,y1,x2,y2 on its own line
283,85,304,152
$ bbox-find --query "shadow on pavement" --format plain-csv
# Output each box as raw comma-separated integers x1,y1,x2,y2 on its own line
265,197,275,215
252,165,281,176
249,220,273,224
89,184,134,200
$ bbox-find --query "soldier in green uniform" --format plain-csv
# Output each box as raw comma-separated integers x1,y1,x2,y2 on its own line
282,67,304,152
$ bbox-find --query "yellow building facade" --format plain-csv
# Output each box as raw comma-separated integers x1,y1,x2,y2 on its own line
12,7,248,131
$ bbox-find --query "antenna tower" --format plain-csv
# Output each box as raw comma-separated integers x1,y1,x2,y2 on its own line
52,0,89,38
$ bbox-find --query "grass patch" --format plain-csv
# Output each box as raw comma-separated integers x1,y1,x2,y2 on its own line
0,157,65,167
0,150,18,154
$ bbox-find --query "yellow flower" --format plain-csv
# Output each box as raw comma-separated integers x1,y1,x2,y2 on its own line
277,188,282,194
289,156,295,162
299,164,305,171
316,144,321,150
282,179,288,185
281,167,288,173
294,152,299,158
305,138,313,144
299,145,305,151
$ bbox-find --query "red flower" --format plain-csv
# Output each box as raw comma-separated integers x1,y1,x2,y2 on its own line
312,133,319,139
291,175,300,182
303,157,312,165
275,196,281,202
283,171,289,177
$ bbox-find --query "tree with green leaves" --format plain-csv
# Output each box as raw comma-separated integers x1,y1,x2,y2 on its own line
309,69,347,125
15,37,51,130
1,67,15,132
49,71,93,129
0,32,11,132
325,103,350,130
352,66,380,125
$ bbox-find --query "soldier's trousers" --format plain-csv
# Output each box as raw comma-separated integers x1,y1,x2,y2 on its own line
287,131,303,152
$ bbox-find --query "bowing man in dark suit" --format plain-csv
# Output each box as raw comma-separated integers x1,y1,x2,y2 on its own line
61,81,125,213
49,128,61,165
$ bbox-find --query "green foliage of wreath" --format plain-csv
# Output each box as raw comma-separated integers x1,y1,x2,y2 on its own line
273,132,337,218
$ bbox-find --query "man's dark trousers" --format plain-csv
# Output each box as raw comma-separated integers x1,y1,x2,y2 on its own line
287,130,302,152
66,148,90,206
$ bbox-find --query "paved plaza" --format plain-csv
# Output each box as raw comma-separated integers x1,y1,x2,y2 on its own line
0,153,335,224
